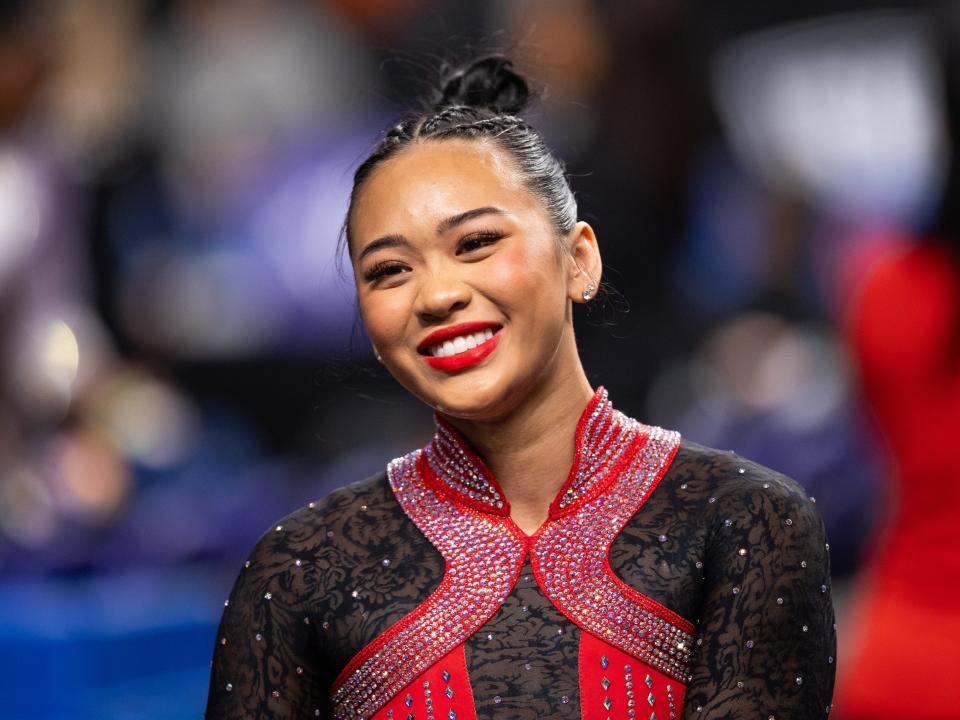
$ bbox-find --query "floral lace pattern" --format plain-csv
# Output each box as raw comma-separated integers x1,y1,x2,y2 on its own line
206,406,836,719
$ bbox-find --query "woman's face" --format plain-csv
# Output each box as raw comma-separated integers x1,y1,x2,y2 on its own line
349,138,591,420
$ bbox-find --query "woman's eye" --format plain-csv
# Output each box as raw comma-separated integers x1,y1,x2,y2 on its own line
364,261,409,282
457,230,505,255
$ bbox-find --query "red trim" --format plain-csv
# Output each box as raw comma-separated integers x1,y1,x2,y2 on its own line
420,438,512,516
331,451,528,718
332,394,695,715
601,437,694,633
530,426,695,683
332,562,455,690
547,386,608,519
371,644,478,720
331,495,528,693
450,637,478,713
549,412,631,520
427,386,613,518
534,432,693,632
579,632,687,719
428,415,511,515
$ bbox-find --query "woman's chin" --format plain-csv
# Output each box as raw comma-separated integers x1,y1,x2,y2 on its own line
423,380,517,423
432,394,502,421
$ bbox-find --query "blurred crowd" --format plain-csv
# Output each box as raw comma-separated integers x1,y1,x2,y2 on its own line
0,0,957,717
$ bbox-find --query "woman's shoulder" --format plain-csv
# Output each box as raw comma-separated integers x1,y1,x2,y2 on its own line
666,437,807,498
288,469,393,525
657,436,831,607
241,470,395,564
660,436,821,535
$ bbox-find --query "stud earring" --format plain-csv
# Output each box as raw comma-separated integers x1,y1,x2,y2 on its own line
582,282,596,301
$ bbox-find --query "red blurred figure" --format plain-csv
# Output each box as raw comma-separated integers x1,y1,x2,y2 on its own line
835,8,960,715
837,232,960,717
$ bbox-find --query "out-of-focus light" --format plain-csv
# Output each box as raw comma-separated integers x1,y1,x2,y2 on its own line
0,149,42,288
43,320,80,391
248,155,357,318
157,0,370,216
648,313,851,438
119,247,284,358
0,463,59,549
703,312,788,410
230,131,377,352
88,367,199,468
695,312,849,427
8,313,83,420
51,426,130,524
45,0,142,174
713,11,946,224
646,357,708,428
756,326,849,431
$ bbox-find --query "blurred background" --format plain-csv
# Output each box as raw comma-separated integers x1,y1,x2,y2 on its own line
1,0,957,717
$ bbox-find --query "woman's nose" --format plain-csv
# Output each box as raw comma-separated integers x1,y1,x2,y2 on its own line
414,270,470,322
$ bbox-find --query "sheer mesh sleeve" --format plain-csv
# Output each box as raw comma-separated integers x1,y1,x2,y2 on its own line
204,472,445,720
681,465,837,718
205,508,328,720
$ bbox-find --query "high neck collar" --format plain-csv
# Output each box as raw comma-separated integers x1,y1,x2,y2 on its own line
420,386,644,520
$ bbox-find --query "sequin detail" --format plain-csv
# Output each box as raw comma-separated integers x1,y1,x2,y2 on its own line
329,451,526,718
424,388,633,517
532,424,695,683
426,422,505,511
330,387,693,717
554,389,641,512
581,632,686,719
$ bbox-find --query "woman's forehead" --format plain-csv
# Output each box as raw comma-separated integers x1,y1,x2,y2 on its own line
351,139,535,234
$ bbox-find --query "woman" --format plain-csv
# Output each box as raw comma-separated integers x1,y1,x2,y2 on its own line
205,56,836,719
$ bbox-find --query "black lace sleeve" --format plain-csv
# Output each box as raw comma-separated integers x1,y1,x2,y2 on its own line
681,463,837,719
204,507,328,720
204,472,446,720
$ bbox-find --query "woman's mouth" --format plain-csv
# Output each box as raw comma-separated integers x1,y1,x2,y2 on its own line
424,328,496,357
417,323,502,373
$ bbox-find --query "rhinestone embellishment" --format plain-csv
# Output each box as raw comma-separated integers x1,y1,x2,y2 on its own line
425,422,505,510
329,451,526,718
531,424,695,683
329,387,694,717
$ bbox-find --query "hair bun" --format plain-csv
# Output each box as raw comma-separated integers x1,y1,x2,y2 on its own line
435,55,531,115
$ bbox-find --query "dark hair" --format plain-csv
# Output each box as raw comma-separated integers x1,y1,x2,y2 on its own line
342,55,578,255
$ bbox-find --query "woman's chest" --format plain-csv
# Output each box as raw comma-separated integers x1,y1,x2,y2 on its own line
318,517,704,719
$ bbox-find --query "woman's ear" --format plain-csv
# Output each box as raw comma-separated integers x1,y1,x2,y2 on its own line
565,221,602,303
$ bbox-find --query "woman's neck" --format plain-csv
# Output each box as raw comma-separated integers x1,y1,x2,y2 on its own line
441,363,595,535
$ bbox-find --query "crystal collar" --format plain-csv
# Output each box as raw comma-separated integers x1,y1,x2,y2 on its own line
421,386,643,519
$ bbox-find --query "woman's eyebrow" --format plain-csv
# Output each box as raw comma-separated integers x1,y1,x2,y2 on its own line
436,206,505,234
356,234,410,263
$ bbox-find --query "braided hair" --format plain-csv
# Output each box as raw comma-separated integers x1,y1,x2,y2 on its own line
344,56,578,252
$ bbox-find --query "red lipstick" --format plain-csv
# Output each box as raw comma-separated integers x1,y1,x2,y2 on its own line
418,322,502,373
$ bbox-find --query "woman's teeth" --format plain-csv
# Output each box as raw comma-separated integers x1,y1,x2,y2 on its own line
429,329,495,357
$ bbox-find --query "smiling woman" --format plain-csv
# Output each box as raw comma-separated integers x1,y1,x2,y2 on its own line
205,56,837,720
349,135,599,428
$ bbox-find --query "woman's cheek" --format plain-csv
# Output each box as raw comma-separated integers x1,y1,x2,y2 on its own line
484,243,544,296
360,292,407,349
496,243,564,309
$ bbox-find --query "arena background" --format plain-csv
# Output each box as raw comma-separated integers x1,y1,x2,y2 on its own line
0,1,956,717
